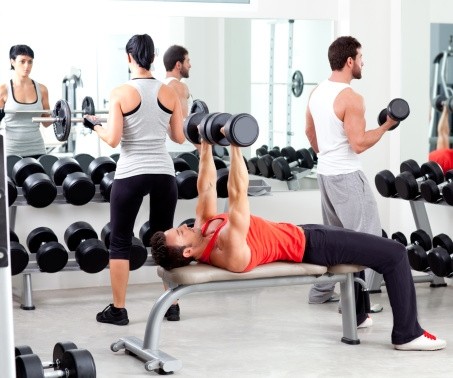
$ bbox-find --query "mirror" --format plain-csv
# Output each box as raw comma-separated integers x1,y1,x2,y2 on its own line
429,23,453,152
0,16,332,159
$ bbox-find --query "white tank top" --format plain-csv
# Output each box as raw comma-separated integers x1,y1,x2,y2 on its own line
308,79,362,175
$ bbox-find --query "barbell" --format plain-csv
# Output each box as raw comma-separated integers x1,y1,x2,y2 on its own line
32,99,107,141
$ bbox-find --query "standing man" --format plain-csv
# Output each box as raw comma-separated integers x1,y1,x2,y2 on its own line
305,36,397,322
163,45,193,118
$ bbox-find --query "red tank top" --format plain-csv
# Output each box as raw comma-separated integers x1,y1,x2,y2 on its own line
429,149,453,174
198,214,306,272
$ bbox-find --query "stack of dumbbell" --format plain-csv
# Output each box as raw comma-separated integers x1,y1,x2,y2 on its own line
247,145,317,181
375,159,453,205
383,228,453,278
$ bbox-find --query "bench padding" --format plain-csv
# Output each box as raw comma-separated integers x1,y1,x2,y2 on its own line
157,262,364,285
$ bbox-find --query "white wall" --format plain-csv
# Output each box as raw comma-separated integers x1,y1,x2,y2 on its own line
4,0,453,291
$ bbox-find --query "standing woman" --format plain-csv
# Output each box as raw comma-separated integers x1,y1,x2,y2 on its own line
0,45,53,158
83,34,185,325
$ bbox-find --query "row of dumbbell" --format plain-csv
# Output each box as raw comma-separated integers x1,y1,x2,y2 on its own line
383,228,453,278
15,341,96,378
6,153,119,208
10,217,196,276
375,159,453,204
10,221,149,275
247,145,318,181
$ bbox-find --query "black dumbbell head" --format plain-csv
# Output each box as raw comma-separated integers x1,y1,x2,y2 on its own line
410,229,432,251
427,248,453,277
176,170,198,199
130,237,148,271
64,221,98,251
22,173,57,208
173,157,191,173
190,99,209,114
62,172,96,206
256,154,274,178
400,159,421,177
387,98,410,122
223,113,259,147
391,231,407,246
420,161,444,184
36,241,68,273
51,157,83,186
88,156,116,184
407,244,430,272
12,157,45,186
183,112,206,144
10,241,29,275
394,171,419,200
420,179,441,203
26,227,58,254
374,170,397,197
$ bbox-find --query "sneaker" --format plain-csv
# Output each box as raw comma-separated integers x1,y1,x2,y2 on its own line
164,304,180,321
308,292,340,304
338,302,383,314
96,304,129,325
394,331,447,351
357,316,373,329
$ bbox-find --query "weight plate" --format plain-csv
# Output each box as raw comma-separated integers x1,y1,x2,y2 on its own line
26,226,58,254
224,113,259,147
410,229,432,251
37,241,68,273
387,98,410,121
60,349,97,378
73,153,95,174
433,233,453,252
10,241,29,275
76,239,109,274
272,157,292,181
63,172,96,206
51,157,83,186
216,168,229,198
88,156,117,184
12,157,45,187
64,221,98,251
427,248,453,277
130,237,148,271
394,171,419,200
176,170,198,199
391,231,407,246
15,354,45,378
82,96,96,115
173,157,191,173
53,99,72,142
190,99,209,114
176,152,199,172
8,177,17,206
22,173,57,208
420,161,444,184
291,70,304,97
400,159,421,177
38,154,59,177
420,179,441,203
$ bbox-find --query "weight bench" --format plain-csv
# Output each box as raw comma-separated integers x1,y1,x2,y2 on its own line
111,262,364,375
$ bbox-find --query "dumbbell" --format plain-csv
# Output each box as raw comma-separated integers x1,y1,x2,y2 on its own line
64,221,109,274
427,234,453,277
87,156,117,202
271,147,315,181
73,153,95,174
394,160,445,200
390,229,432,272
38,155,59,177
50,157,96,206
173,157,198,200
256,145,280,158
26,227,68,273
432,94,453,112
101,222,148,271
377,98,410,130
15,341,78,370
11,157,57,208
307,147,318,166
420,169,453,205
10,230,29,276
179,218,196,227
184,111,259,147
15,346,96,378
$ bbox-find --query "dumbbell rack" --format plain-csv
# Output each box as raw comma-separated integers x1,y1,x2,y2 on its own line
368,198,447,293
9,186,157,311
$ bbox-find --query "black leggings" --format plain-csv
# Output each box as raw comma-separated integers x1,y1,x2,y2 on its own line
109,174,177,260
302,224,423,345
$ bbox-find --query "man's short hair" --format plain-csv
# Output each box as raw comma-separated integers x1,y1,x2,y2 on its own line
150,231,193,270
328,36,361,71
163,45,189,72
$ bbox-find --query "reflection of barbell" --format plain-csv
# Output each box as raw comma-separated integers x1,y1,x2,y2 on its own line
291,70,317,98
31,97,107,141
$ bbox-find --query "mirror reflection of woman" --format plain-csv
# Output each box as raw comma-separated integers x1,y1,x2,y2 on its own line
0,44,53,158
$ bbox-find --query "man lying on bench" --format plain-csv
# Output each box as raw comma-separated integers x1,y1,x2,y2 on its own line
150,138,446,351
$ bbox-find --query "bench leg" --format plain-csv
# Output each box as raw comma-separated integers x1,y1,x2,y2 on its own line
340,272,360,345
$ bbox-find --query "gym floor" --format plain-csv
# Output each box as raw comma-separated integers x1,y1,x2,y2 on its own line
13,274,452,377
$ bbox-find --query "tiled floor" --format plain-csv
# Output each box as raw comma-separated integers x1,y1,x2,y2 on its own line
12,275,453,377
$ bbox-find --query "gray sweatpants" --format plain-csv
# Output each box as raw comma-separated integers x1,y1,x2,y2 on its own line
308,170,382,303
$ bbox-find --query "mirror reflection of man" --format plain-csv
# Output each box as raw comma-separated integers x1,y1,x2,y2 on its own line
429,103,453,173
163,45,193,118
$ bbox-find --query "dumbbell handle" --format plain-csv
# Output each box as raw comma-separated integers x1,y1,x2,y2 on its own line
32,116,108,124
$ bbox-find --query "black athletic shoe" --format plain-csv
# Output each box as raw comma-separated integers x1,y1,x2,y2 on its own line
164,304,180,321
96,304,129,325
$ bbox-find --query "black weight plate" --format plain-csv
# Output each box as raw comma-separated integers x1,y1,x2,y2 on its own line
291,70,304,97
427,248,453,277
38,154,59,177
73,153,95,174
410,229,432,251
394,171,419,200
271,157,292,181
15,354,45,378
60,349,97,378
53,99,72,142
37,242,68,273
281,146,297,162
190,99,209,114
88,156,116,184
391,231,407,246
432,94,446,112
420,161,444,184
224,113,259,147
296,148,314,169
100,171,115,202
22,173,57,208
178,218,196,228
64,221,98,251
12,157,45,187
139,221,151,247
130,237,148,271
375,170,396,197
433,233,453,252
400,159,421,177
176,152,199,172
76,239,109,274
26,226,58,254
110,153,120,163
173,157,191,173
7,154,22,178
183,112,205,144
407,245,429,272
15,345,34,357
247,157,260,175
101,223,111,249
420,179,441,203
51,157,83,186
442,182,453,205
176,170,198,199
82,96,96,115
256,154,274,178
216,168,229,198
10,229,19,243
62,172,96,206
10,241,29,275
205,112,231,146
53,341,78,366
213,156,228,170
7,176,17,206
387,98,410,121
